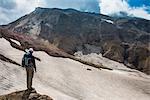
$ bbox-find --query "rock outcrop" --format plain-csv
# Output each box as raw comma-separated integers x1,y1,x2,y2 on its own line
0,89,53,100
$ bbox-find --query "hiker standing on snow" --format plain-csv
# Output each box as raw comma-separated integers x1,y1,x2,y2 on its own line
22,48,36,90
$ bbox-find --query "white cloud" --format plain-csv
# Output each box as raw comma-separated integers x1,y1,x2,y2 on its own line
15,0,46,13
0,0,46,25
0,10,10,24
129,7,150,20
99,0,129,14
99,0,150,20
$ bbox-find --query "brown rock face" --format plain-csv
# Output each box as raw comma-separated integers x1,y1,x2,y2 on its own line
0,89,53,100
102,41,124,63
127,45,150,74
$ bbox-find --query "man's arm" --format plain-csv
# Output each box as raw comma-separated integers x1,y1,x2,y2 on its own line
34,56,41,61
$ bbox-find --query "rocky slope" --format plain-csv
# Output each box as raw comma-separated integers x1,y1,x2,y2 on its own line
1,7,149,74
0,35,150,100
0,28,111,70
0,89,53,100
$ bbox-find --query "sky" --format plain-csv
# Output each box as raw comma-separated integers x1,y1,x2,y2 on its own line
0,0,150,25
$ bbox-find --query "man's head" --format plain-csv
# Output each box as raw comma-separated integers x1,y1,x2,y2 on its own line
29,48,34,53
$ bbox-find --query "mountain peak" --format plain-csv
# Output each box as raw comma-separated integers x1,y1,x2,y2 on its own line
34,7,80,13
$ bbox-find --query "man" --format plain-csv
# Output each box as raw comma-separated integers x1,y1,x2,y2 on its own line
22,48,36,90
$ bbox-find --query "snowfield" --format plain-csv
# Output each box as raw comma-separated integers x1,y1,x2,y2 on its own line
0,38,150,100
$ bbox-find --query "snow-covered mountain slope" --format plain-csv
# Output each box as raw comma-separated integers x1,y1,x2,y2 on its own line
0,38,150,100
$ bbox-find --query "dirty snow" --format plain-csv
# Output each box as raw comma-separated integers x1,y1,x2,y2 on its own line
74,51,128,70
74,52,150,79
0,38,150,100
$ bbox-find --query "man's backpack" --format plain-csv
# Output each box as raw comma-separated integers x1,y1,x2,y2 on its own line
24,54,33,67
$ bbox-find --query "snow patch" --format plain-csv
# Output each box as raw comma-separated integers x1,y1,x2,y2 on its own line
10,39,21,46
45,23,54,30
101,19,114,24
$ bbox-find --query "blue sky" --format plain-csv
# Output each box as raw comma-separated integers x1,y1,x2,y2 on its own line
128,0,150,7
0,0,150,25
127,0,150,13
